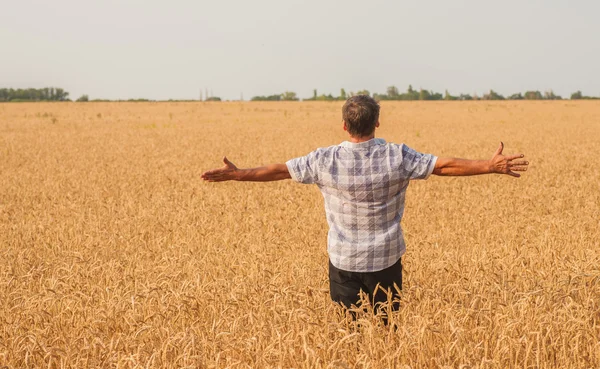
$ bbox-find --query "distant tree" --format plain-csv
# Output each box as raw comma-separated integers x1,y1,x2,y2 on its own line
402,85,419,100
386,86,400,99
76,94,89,102
54,88,69,101
569,91,599,100
508,93,524,100
340,89,347,100
524,91,543,100
315,93,336,101
251,94,281,101
205,97,221,101
570,91,583,100
281,91,299,101
372,93,386,101
444,90,458,101
484,90,505,100
356,90,370,97
431,92,443,100
418,89,442,100
459,94,474,100
544,90,561,100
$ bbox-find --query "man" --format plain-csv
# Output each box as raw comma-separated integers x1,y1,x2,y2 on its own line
201,95,528,319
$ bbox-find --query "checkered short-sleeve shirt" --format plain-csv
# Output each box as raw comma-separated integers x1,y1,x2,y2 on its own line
286,138,437,272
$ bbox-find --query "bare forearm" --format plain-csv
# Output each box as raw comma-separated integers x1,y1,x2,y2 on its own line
235,164,291,181
433,143,528,178
202,158,291,182
433,158,492,176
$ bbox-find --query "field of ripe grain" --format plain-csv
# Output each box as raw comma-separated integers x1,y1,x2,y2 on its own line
0,101,599,368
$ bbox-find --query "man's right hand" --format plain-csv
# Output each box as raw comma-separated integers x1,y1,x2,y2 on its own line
201,157,239,182
201,158,292,182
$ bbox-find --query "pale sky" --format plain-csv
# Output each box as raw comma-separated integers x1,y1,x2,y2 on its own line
1,0,599,100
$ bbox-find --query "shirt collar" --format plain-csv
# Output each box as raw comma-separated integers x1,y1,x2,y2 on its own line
339,137,386,148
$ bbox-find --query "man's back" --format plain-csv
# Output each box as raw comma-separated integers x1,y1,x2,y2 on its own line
201,94,527,318
286,138,437,272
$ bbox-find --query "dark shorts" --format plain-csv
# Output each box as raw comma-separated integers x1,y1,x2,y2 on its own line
329,257,402,313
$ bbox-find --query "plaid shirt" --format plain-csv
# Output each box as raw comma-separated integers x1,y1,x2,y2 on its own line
286,138,437,272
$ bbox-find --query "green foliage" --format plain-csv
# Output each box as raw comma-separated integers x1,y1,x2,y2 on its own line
419,89,443,101
0,87,69,102
431,91,444,100
250,92,297,101
403,85,419,100
305,89,344,101
386,86,400,98
508,93,524,100
281,91,299,101
373,85,444,101
524,91,543,100
543,90,562,100
316,94,336,101
444,90,458,101
1,86,595,103
569,91,599,100
251,94,282,101
484,90,505,100
302,86,592,102
418,89,430,100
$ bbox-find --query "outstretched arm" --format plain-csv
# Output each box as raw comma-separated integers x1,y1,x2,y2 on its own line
201,157,291,182
433,142,528,177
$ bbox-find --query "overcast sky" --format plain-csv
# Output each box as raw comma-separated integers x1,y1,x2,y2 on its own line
1,0,599,100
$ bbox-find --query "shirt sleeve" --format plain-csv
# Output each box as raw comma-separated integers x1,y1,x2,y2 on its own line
400,144,438,180
286,150,321,184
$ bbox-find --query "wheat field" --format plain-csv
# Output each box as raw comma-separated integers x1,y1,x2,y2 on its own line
0,101,599,368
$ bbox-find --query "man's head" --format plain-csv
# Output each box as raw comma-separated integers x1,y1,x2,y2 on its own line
342,95,380,138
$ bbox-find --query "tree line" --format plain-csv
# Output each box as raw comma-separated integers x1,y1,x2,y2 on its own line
251,91,299,101
1,86,599,102
0,87,70,102
253,86,600,101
